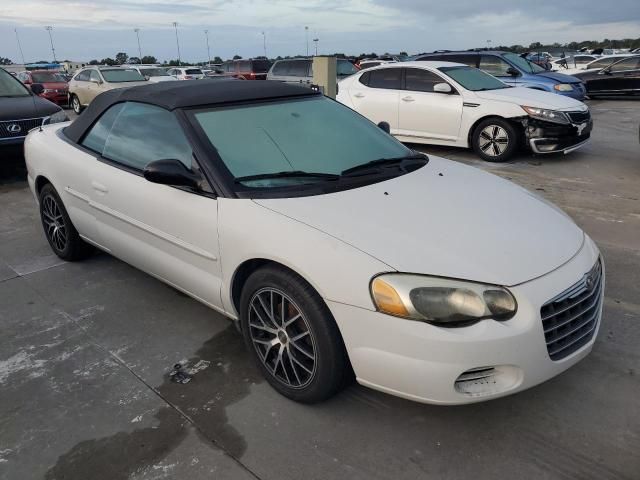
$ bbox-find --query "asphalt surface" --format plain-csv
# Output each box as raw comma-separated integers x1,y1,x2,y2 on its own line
1,100,639,480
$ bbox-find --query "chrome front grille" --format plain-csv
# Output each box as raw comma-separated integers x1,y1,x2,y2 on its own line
0,118,44,139
540,259,603,361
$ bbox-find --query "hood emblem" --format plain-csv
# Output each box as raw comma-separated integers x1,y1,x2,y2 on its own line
585,272,596,292
7,124,22,133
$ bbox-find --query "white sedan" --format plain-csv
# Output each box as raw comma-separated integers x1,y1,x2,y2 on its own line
25,80,603,405
337,61,593,161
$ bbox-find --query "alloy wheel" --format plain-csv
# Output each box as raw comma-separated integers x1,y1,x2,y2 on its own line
72,96,80,113
479,125,509,157
42,194,67,252
248,287,317,388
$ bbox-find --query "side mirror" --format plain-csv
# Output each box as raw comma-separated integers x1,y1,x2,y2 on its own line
31,84,45,95
602,68,612,75
144,159,203,189
433,82,453,94
506,67,520,77
144,75,150,81
377,121,391,134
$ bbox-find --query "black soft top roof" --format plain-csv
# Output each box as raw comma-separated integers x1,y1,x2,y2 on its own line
65,79,319,143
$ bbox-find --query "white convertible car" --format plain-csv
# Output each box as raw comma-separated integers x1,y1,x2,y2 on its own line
25,81,603,404
337,61,593,161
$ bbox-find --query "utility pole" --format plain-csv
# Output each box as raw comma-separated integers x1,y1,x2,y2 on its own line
262,31,267,58
134,28,142,62
173,22,182,66
305,26,309,56
313,37,319,56
45,26,57,63
204,30,211,66
14,29,26,65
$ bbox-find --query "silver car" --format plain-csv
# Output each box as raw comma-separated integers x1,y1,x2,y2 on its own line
267,58,359,86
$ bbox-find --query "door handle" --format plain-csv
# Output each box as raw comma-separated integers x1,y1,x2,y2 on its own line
91,181,108,194
353,92,365,98
401,96,415,102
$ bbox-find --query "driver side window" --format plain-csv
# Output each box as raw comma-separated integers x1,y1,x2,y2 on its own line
81,102,194,171
610,57,640,73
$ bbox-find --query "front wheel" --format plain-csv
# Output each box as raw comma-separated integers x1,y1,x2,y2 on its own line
240,266,351,403
471,118,519,162
70,94,83,114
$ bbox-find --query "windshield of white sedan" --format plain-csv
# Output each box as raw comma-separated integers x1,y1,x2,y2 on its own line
101,69,146,82
0,70,30,97
439,66,508,91
194,96,414,188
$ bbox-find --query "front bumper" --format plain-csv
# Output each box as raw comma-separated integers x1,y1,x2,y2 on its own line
42,93,69,106
525,117,593,154
329,236,602,404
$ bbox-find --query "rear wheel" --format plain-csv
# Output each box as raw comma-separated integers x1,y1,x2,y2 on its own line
240,266,351,403
71,94,83,114
39,184,93,261
472,118,519,162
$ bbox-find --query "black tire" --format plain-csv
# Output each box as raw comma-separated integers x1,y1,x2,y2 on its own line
71,94,83,114
471,117,519,162
39,183,94,261
240,265,351,403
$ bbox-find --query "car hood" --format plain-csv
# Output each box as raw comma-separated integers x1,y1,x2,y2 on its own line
474,87,585,110
0,95,61,121
534,71,582,83
254,157,584,286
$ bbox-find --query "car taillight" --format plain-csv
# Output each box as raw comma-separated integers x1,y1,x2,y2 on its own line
184,75,193,79
248,72,256,79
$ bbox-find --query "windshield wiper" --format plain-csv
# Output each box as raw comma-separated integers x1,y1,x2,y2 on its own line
235,171,340,183
340,154,427,177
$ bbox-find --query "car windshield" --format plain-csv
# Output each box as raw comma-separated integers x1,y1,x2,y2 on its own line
192,96,412,189
439,66,508,91
139,68,169,77
337,60,358,76
0,69,30,97
502,53,545,74
31,72,65,83
101,69,146,82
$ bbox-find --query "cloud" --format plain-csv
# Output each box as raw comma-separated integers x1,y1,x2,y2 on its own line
370,0,640,26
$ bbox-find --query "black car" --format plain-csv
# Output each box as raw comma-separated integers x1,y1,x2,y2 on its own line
0,68,67,153
574,55,640,97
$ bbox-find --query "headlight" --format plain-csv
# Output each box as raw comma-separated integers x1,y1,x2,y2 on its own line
371,274,517,327
45,110,69,125
521,105,569,124
553,83,574,92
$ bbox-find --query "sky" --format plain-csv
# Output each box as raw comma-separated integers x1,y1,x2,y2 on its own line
1,0,639,63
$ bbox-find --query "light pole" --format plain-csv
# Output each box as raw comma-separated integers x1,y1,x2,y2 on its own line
313,37,319,56
487,39,492,50
261,31,267,58
173,22,182,66
305,26,309,56
14,29,26,65
134,28,142,62
204,30,211,66
45,26,57,63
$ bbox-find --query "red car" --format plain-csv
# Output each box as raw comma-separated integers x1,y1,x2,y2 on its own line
17,70,69,107
215,59,273,80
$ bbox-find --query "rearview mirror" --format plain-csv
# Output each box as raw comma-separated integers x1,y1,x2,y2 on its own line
433,83,453,94
144,159,203,189
30,84,44,95
377,121,391,134
506,67,520,76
